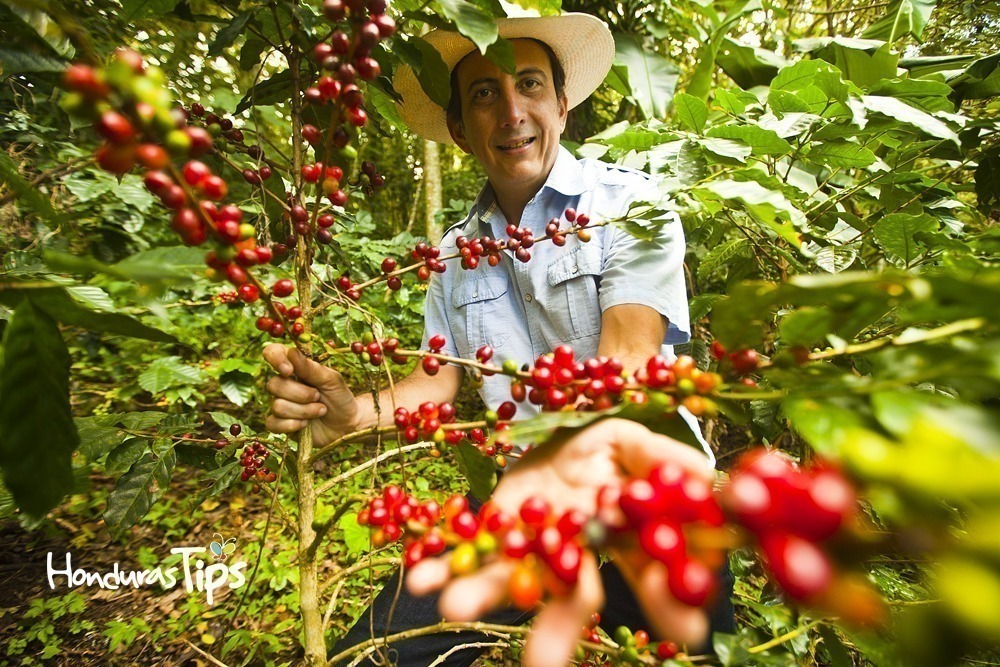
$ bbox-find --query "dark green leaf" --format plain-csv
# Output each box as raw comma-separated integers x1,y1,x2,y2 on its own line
240,36,268,70
716,37,786,89
236,69,295,113
806,141,877,168
862,95,959,142
0,47,65,74
121,0,180,21
104,448,176,539
138,356,204,395
697,238,750,282
410,36,452,108
208,11,252,57
190,461,241,508
779,307,834,346
105,438,150,475
0,301,77,518
872,212,938,267
437,0,499,54
454,442,496,501
76,416,126,461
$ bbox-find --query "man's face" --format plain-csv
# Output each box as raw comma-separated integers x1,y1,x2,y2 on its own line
447,39,568,198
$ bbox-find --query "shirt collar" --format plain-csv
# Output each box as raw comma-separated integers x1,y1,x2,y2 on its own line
469,145,587,227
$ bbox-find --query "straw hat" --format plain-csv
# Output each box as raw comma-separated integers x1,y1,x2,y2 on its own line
393,13,615,144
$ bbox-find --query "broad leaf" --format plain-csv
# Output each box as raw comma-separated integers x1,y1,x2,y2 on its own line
0,47,65,74
716,37,786,89
674,92,708,133
104,448,176,539
862,95,959,142
438,0,499,54
121,0,179,21
339,512,371,555
872,212,938,267
806,141,877,168
454,443,496,501
220,372,254,407
0,152,64,223
138,356,204,395
613,34,679,120
236,69,295,113
863,0,937,42
706,124,792,156
410,36,452,108
695,179,805,246
795,37,899,89
698,238,751,282
0,300,77,517
208,11,252,57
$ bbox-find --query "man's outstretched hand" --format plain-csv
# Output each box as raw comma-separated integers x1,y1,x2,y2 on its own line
262,344,361,447
406,418,714,667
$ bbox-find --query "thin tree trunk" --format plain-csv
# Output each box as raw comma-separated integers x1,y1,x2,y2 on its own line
424,139,443,244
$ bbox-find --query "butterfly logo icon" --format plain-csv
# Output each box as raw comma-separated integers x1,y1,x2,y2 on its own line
209,533,237,562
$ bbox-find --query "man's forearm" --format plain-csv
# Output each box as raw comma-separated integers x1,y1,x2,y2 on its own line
350,365,464,432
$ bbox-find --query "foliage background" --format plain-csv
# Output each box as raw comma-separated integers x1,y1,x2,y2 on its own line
1,0,999,665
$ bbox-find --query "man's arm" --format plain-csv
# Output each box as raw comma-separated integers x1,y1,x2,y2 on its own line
597,303,668,376
263,345,463,446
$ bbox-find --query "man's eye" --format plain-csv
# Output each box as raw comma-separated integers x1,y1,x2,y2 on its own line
473,88,493,100
521,79,541,90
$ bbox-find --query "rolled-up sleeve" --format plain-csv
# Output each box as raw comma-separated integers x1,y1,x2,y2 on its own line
597,192,691,346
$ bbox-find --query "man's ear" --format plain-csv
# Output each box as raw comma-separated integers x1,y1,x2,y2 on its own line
447,115,473,155
558,94,568,132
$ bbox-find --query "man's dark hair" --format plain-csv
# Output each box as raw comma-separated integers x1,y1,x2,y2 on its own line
445,38,566,127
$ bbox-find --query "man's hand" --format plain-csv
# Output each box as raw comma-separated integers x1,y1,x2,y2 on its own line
407,418,713,667
263,344,361,447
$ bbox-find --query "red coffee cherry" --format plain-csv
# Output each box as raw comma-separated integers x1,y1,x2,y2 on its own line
272,279,295,297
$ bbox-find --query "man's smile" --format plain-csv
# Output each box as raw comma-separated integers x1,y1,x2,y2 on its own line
497,137,536,151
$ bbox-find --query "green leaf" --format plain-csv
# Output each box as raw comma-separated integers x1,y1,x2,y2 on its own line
870,391,1000,453
208,11,252,57
796,37,900,89
112,175,156,212
454,443,497,501
0,286,176,343
410,36,452,108
190,462,241,508
862,0,937,42
65,171,117,202
368,83,406,128
0,300,77,518
716,37,786,89
975,151,1000,208
0,47,65,74
437,0,499,54
706,124,792,156
784,397,875,457
712,88,756,116
674,92,708,133
76,415,126,461
613,34,680,120
138,356,204,395
236,69,295,113
698,137,752,163
697,238,751,282
121,0,179,21
806,141,877,168
862,95,959,142
949,52,1000,101
220,372,253,407
818,626,853,667
772,58,835,92
103,449,176,539
105,438,150,475
239,36,268,71
507,0,560,14
689,294,722,322
872,212,938,267
767,89,811,114
779,307,835,346
0,152,64,224
695,179,805,246
339,512,371,555
66,286,114,312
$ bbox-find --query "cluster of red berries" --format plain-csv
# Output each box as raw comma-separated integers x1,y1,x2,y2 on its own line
239,440,276,493
347,333,401,365
710,341,761,375
393,402,458,444
62,50,212,175
186,104,245,144
255,300,309,339
213,290,240,305
599,463,725,607
356,449,868,626
356,485,446,558
356,159,386,197
721,449,856,602
546,207,592,246
301,162,347,208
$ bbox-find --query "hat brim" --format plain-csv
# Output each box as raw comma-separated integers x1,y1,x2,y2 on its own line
394,14,615,145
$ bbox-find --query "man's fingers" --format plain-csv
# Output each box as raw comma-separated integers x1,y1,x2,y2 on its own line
267,376,323,404
605,419,714,481
614,549,710,649
406,557,451,596
262,343,294,376
522,552,603,667
438,560,514,622
287,348,350,394
264,414,307,434
271,397,327,421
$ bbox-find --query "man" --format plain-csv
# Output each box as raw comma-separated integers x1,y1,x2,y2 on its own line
264,13,733,667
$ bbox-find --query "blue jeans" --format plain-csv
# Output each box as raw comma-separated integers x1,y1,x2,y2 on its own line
331,493,736,666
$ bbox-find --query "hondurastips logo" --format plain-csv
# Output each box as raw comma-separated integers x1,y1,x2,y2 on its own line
46,534,247,605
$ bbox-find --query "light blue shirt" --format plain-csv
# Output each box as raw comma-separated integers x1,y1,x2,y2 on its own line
421,146,692,420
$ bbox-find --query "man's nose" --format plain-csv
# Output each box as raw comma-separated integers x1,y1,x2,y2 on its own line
497,88,526,127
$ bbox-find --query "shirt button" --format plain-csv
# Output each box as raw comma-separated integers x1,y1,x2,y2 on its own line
572,266,579,274
473,292,478,298
524,294,533,302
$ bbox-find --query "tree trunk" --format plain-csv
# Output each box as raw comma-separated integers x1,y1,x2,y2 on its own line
424,139,443,244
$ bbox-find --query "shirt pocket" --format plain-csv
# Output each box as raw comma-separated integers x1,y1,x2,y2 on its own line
452,272,512,352
546,245,603,341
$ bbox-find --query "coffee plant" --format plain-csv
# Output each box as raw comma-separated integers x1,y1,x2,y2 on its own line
1,0,998,665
